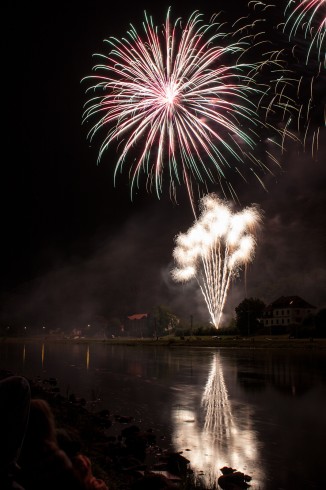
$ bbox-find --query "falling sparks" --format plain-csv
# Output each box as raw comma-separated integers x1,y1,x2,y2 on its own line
284,0,326,63
282,1,325,152
171,194,262,328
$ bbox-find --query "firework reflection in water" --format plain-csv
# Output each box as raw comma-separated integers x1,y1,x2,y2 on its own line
171,194,261,328
172,352,262,488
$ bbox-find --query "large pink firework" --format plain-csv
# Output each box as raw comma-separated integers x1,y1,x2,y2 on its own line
82,9,282,210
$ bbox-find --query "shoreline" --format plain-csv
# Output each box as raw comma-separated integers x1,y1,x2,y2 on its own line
2,335,326,350
2,337,326,488
0,369,200,490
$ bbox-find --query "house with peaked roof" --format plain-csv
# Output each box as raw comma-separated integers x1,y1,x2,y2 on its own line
125,313,149,337
127,313,148,321
261,295,316,332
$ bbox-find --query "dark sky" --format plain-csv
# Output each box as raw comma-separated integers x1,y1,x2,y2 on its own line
1,0,325,329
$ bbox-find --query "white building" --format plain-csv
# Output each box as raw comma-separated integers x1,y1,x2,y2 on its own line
261,296,316,331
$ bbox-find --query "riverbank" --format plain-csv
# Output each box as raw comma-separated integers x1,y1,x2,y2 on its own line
0,368,201,490
2,335,326,350
2,339,323,489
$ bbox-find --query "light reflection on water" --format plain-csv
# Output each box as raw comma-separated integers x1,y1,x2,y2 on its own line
22,344,26,365
172,352,264,488
86,345,90,370
41,343,45,369
1,341,326,489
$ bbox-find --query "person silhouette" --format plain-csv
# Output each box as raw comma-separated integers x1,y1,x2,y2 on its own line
18,398,86,490
0,375,31,490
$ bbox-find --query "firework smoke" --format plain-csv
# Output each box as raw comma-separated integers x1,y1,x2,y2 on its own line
171,194,262,328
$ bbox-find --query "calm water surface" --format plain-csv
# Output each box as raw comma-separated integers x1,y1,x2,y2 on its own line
1,342,326,490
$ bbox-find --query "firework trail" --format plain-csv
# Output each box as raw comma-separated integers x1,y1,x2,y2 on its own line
284,0,326,63
82,8,291,212
282,1,325,153
246,1,324,157
171,194,261,328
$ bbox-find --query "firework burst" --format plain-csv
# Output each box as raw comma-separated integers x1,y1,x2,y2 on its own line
281,1,326,153
171,194,261,328
82,9,287,211
284,0,326,63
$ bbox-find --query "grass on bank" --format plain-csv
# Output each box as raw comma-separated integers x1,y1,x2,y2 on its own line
2,334,326,350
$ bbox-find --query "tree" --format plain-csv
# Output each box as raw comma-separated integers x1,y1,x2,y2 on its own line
149,305,179,337
235,297,266,336
106,317,123,337
299,309,326,338
315,309,326,338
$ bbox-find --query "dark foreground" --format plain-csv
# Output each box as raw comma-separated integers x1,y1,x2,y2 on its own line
0,367,256,490
2,369,232,490
2,337,325,489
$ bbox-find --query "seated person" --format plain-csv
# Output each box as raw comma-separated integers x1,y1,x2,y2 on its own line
0,375,31,490
19,398,108,490
18,398,85,490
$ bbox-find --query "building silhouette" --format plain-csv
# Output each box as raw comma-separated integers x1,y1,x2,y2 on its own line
261,295,316,333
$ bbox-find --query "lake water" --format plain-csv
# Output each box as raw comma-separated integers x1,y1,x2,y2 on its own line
1,341,326,489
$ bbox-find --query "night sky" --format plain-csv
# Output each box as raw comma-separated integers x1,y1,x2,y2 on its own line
1,0,325,329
